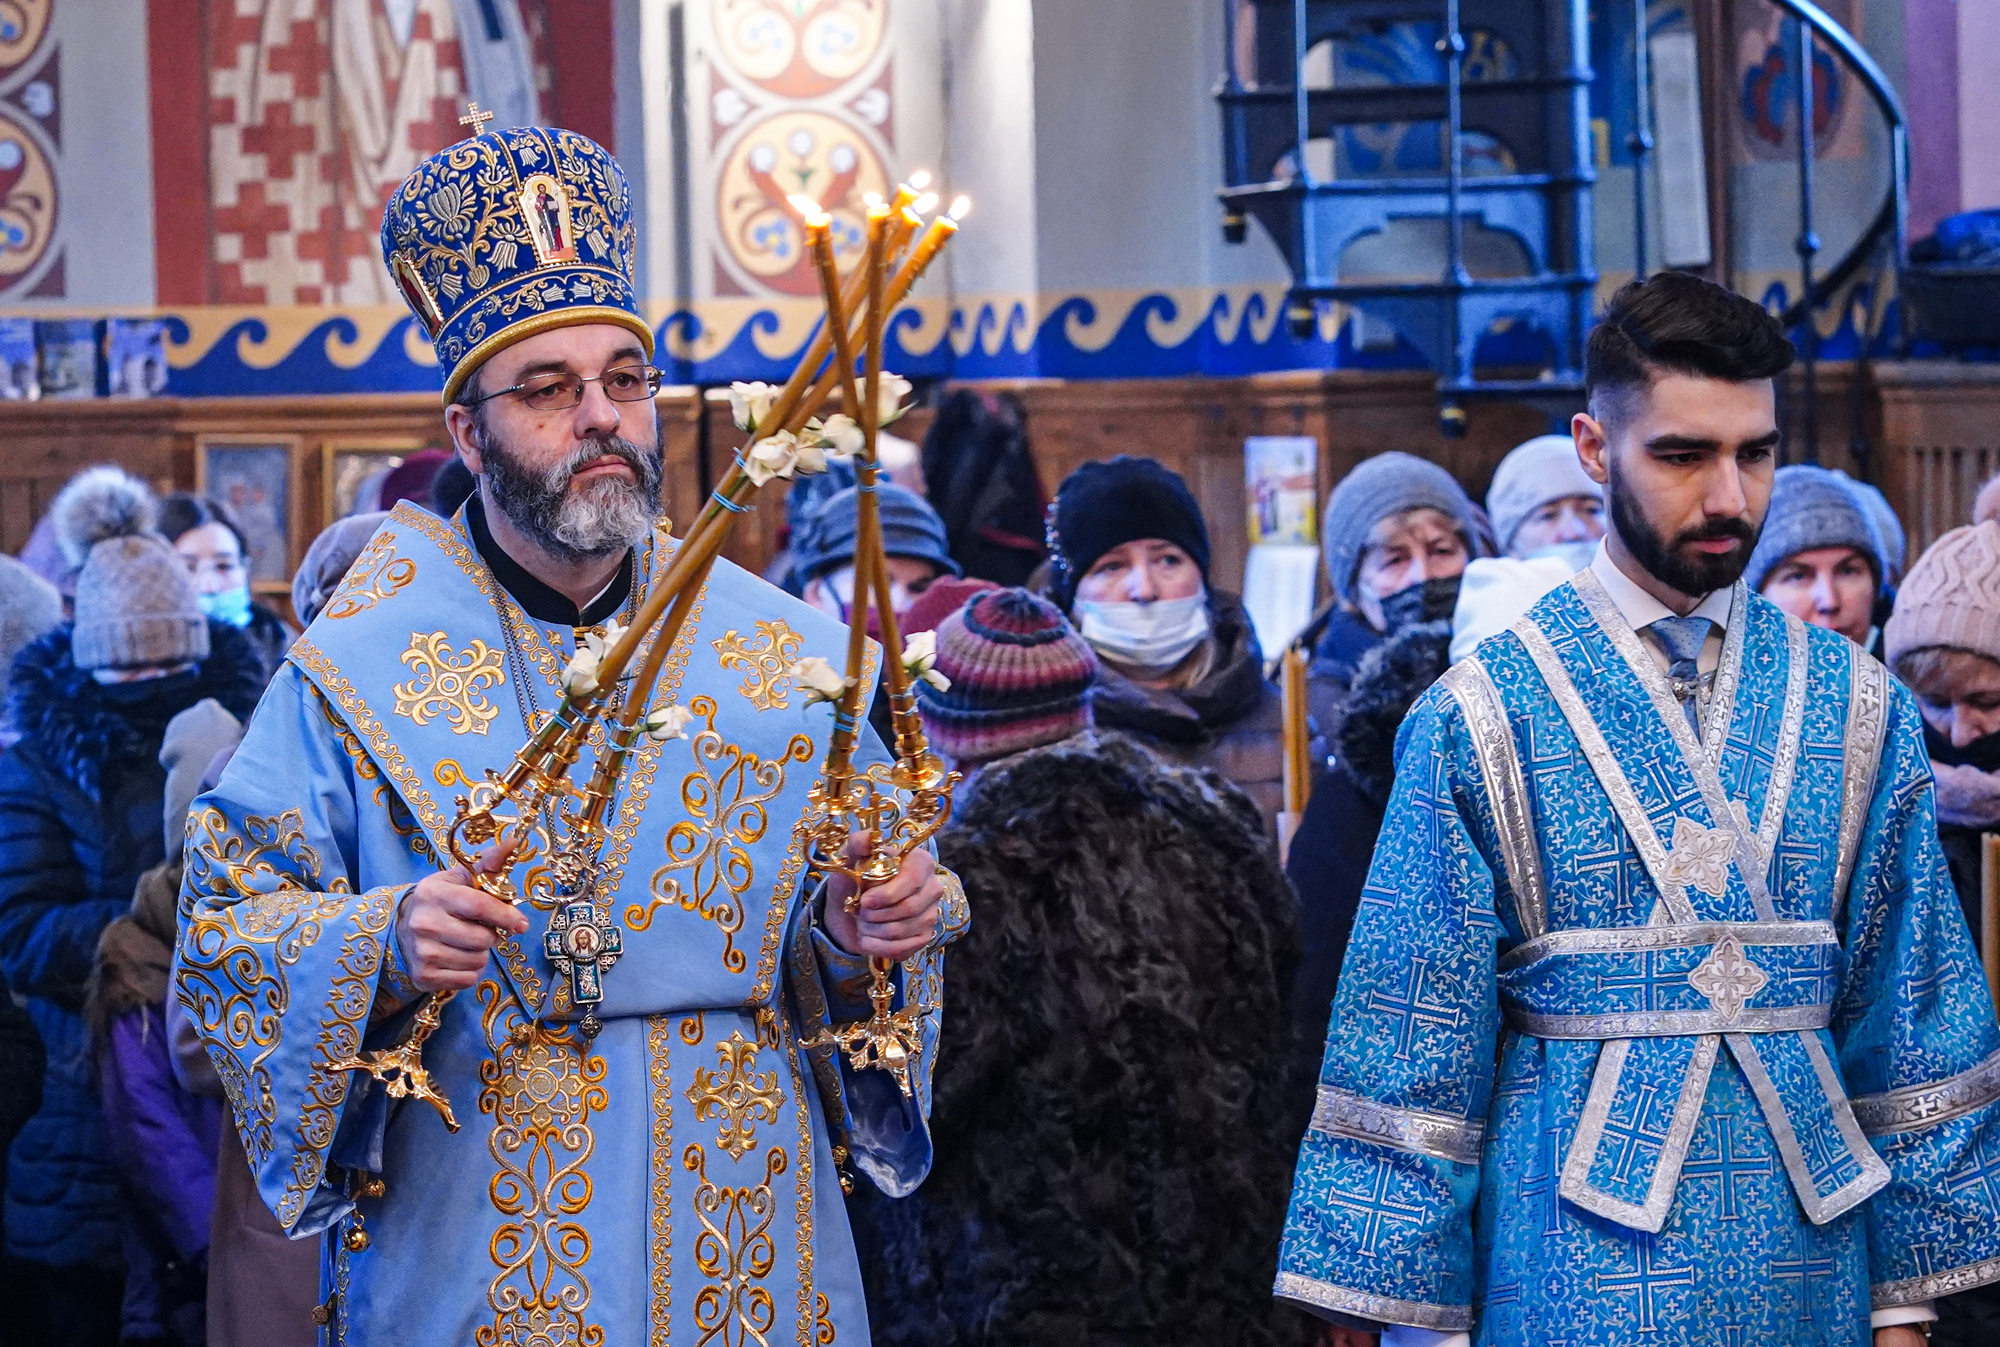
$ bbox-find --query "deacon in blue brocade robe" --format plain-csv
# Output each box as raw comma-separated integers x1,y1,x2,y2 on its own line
1277,556,2000,1345
173,500,964,1345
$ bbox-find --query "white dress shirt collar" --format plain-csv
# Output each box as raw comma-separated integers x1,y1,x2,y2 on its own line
1587,539,1735,634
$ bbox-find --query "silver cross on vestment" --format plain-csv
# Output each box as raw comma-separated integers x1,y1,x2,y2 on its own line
1689,934,1769,1023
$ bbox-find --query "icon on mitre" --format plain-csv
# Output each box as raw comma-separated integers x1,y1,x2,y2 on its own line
519,173,579,265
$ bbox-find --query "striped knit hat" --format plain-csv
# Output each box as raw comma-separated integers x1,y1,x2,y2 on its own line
916,588,1098,766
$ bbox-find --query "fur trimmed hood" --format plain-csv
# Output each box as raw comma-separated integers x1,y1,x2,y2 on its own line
1334,619,1453,806
847,729,1304,1345
6,620,264,800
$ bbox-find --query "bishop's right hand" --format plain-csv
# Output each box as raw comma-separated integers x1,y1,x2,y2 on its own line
397,833,530,992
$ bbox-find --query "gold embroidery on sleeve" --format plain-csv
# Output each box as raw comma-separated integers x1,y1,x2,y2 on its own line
648,1015,674,1347
393,630,507,736
713,620,806,710
688,1032,785,1161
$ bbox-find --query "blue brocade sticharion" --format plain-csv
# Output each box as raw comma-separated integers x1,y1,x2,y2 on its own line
1277,573,2000,1345
172,502,965,1346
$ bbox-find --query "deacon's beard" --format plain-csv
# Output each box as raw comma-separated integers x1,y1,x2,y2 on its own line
477,423,664,565
1607,461,1760,598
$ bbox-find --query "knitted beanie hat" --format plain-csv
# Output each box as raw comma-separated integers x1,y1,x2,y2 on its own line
1048,457,1210,610
1486,434,1602,554
916,588,1098,766
53,466,209,671
1322,452,1484,604
0,552,61,679
1885,521,2000,669
1744,464,1886,593
900,575,1001,639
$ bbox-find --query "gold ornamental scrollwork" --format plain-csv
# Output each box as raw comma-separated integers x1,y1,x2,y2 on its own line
323,531,417,620
476,982,607,1347
687,1032,785,1161
685,1143,787,1347
713,620,806,711
393,630,507,736
627,696,815,973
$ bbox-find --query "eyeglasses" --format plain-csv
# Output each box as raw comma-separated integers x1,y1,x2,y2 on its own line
466,363,665,412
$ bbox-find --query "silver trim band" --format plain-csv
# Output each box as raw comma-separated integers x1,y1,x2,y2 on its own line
1506,1002,1832,1039
1558,1034,1718,1232
1442,659,1548,940
1272,1271,1474,1331
1852,1046,2000,1136
1309,1085,1487,1165
1569,571,1777,921
1499,919,1838,972
1728,1031,1890,1224
1833,655,1890,925
1751,615,1811,864
1873,1252,2000,1308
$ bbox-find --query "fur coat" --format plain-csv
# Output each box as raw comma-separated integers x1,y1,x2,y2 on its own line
846,730,1306,1346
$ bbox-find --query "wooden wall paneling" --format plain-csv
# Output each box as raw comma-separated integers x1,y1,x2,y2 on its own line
1872,362,2000,559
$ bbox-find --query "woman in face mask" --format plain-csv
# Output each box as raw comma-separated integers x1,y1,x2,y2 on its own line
157,494,297,687
1048,456,1285,835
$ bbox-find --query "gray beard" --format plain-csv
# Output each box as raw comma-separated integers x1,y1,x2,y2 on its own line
476,424,664,565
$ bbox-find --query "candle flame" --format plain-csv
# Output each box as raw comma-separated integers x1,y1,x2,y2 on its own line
912,192,939,217
786,193,829,225
948,195,972,221
907,169,932,191
863,191,886,209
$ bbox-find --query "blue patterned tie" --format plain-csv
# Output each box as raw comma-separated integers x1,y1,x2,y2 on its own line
1649,615,1713,737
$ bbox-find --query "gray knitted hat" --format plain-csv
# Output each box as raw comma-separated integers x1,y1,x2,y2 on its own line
52,466,209,672
1322,451,1483,604
0,552,60,677
1839,472,1905,584
1486,434,1602,554
1744,465,1885,593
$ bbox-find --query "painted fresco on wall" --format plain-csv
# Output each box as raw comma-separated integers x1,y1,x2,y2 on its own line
0,0,61,298
1730,0,1865,165
202,0,547,306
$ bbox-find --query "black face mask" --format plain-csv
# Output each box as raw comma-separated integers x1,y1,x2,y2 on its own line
1925,718,2000,776
1378,575,1463,636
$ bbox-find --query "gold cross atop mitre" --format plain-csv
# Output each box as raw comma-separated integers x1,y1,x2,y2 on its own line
458,102,494,138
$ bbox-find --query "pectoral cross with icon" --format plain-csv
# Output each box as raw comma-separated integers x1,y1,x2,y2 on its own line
543,899,622,1039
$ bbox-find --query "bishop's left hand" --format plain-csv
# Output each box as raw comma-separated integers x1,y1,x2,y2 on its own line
823,833,942,961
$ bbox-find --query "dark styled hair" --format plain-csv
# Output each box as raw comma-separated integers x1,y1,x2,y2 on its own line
157,491,249,555
1586,272,1794,425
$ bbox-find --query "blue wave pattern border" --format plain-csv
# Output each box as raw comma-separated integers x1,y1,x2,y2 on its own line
123,278,1974,399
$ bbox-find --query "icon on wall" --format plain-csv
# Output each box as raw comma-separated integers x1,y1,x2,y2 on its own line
196,436,301,591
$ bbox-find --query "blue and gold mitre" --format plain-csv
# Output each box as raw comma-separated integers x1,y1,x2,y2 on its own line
380,122,652,405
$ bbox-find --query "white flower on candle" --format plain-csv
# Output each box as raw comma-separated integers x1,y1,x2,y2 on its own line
789,655,853,708
643,704,695,742
900,628,951,692
876,373,914,426
562,619,627,699
728,381,779,433
806,414,865,459
744,431,804,486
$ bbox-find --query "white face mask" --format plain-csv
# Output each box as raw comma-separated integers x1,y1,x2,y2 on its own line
1074,594,1211,672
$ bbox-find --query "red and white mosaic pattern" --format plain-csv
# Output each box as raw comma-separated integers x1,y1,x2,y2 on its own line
206,0,469,305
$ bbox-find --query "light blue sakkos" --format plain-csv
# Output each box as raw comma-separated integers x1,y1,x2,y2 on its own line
174,500,964,1345
1279,572,2000,1345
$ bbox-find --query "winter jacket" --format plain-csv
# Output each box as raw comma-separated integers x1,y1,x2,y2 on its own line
1303,605,1385,749
1086,591,1285,833
846,730,1304,1347
240,601,297,687
1286,621,1452,1106
0,621,261,1267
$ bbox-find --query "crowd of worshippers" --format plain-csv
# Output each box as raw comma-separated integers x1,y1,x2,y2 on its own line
4,376,2000,1347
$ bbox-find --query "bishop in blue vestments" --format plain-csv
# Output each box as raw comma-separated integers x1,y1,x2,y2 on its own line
175,124,963,1345
1279,274,2000,1347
